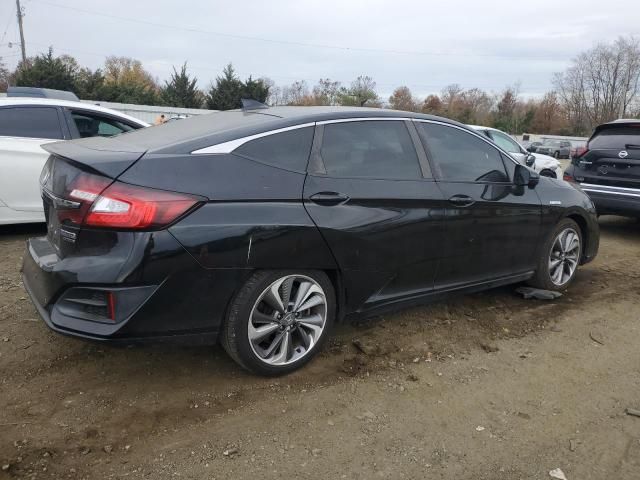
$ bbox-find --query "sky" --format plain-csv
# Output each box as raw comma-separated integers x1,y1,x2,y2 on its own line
0,0,637,100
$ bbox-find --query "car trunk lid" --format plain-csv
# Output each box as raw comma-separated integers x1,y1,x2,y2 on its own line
39,141,145,257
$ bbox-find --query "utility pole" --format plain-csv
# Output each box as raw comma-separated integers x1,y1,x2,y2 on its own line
15,0,26,63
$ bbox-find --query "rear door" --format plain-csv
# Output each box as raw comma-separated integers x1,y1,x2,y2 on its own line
415,121,542,288
303,119,446,312
0,105,67,213
573,122,640,188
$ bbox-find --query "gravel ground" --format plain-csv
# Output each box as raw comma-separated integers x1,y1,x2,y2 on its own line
1,216,639,479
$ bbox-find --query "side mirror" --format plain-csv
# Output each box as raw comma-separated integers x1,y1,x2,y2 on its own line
525,153,536,167
514,164,540,189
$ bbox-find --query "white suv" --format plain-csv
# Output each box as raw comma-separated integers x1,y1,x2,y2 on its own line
0,97,149,225
469,125,562,179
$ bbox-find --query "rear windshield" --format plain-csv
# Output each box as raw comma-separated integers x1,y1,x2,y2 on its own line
589,125,640,149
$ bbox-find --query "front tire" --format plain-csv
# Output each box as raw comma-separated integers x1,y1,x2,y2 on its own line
527,218,582,291
221,270,335,376
539,168,557,179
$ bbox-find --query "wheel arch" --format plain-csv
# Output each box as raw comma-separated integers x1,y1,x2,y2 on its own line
565,212,590,263
323,268,346,323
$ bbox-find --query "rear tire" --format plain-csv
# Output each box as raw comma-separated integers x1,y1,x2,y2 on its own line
221,270,335,376
527,218,582,291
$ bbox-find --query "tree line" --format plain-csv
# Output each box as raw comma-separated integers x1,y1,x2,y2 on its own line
0,36,638,136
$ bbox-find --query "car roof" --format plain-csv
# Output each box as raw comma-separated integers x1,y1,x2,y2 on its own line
67,106,471,156
0,97,149,127
609,118,640,124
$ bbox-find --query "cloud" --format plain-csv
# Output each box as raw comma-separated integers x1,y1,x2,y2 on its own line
2,0,636,98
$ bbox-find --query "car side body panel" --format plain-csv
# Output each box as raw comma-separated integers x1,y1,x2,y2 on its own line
20,106,600,348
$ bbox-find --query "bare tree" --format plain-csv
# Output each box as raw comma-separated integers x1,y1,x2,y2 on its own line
554,36,640,133
388,86,418,112
531,92,567,133
421,94,443,115
440,84,464,117
281,80,310,106
312,78,342,106
339,76,380,107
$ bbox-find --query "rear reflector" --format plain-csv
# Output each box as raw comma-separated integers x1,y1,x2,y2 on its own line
563,172,575,182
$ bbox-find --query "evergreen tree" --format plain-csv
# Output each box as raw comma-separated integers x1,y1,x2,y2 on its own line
161,63,203,108
242,76,269,104
74,68,105,100
0,57,9,93
12,48,77,92
206,63,243,110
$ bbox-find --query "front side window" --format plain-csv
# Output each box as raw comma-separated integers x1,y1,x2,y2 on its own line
0,106,63,139
417,123,508,183
489,130,522,154
233,126,315,172
320,121,421,179
70,111,137,138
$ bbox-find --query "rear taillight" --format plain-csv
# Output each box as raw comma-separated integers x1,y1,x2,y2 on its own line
56,172,112,225
563,172,575,182
57,172,201,229
574,146,588,158
85,182,200,229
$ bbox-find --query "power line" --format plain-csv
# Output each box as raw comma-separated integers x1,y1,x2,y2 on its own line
0,2,15,46
32,0,572,62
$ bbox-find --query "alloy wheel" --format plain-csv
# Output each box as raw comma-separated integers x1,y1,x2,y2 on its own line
248,275,327,366
549,228,580,286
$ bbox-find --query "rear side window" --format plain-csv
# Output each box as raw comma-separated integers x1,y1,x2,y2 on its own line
0,106,63,139
320,121,421,179
417,122,508,183
589,125,640,149
233,126,314,172
70,111,137,138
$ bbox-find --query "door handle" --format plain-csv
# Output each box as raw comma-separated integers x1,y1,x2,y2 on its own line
578,160,593,166
309,192,350,206
448,195,475,207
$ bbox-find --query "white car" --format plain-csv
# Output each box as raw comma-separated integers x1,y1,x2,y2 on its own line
469,125,561,179
0,97,149,225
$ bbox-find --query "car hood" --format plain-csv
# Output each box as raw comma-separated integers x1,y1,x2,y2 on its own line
532,152,560,169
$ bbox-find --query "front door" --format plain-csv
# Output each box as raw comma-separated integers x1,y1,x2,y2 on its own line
414,121,542,288
303,119,446,313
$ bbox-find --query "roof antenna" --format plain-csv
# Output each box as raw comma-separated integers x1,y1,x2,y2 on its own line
241,98,269,110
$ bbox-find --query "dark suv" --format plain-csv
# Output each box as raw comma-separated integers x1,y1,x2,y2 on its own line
564,119,640,218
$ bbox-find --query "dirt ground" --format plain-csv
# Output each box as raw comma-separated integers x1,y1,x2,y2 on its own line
1,216,639,479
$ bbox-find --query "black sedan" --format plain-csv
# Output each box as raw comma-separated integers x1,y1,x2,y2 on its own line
22,106,599,375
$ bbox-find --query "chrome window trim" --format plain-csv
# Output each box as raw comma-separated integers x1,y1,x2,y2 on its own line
190,116,519,165
581,188,640,198
316,117,411,125
411,119,520,165
580,183,640,193
191,122,316,154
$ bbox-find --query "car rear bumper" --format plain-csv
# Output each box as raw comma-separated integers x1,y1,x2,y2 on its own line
21,232,243,344
580,183,640,217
